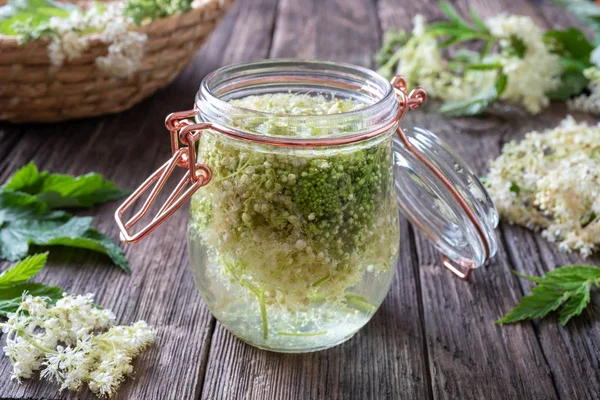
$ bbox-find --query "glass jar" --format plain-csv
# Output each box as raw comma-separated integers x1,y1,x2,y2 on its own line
115,60,499,353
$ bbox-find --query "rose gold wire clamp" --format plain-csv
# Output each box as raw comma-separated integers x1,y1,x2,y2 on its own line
114,76,491,279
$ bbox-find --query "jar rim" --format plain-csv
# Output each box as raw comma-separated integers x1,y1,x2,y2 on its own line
195,59,400,145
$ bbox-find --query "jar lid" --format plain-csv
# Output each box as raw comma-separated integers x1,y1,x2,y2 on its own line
392,126,498,279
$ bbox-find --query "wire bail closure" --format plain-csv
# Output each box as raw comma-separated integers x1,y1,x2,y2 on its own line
114,75,492,279
114,110,211,244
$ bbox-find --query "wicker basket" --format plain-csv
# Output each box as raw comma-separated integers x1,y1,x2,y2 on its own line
0,0,234,123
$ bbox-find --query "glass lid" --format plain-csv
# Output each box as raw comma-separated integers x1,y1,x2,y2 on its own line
392,126,499,278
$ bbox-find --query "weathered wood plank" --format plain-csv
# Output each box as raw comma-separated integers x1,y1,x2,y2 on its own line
200,0,432,399
0,0,263,398
478,3,600,399
377,0,567,398
405,111,558,400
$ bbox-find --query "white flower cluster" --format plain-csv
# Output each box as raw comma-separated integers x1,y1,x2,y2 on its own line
568,67,600,114
395,14,561,114
486,15,561,114
47,3,147,78
1,293,155,397
486,116,600,256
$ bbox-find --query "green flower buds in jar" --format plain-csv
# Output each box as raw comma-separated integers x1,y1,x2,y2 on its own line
189,93,399,351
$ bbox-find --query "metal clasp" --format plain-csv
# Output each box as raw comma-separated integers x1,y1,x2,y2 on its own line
115,110,212,244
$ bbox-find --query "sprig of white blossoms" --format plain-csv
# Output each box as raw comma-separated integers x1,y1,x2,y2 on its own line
1,293,155,398
568,66,600,114
395,14,561,114
46,3,147,78
486,116,600,256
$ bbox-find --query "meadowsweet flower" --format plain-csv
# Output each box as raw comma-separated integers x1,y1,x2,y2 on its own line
485,15,561,113
1,293,155,397
486,116,600,256
41,3,148,78
568,67,600,114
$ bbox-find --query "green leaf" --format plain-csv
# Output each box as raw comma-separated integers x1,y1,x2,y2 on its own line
559,283,591,325
498,285,570,324
509,181,520,195
439,86,498,117
499,265,600,325
548,68,590,100
4,162,130,209
0,190,129,273
0,252,48,287
495,73,508,96
550,1,600,44
544,28,594,61
41,229,130,274
581,211,597,228
508,35,527,58
466,62,503,71
0,282,63,317
439,1,471,29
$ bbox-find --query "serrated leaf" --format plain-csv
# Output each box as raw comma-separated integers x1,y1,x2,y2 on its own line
497,285,570,324
559,283,591,325
4,162,130,209
0,282,63,317
0,252,48,287
41,229,130,274
500,266,600,325
0,190,129,272
439,86,498,117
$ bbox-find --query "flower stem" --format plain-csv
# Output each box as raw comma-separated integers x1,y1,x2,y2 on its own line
15,329,54,354
258,291,268,340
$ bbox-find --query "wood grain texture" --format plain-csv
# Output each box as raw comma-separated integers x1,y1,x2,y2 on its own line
1,0,600,399
0,0,253,397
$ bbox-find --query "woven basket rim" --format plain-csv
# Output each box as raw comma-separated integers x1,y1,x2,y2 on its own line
0,0,222,43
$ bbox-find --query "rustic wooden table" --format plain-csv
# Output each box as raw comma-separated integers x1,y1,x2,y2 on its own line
1,0,600,399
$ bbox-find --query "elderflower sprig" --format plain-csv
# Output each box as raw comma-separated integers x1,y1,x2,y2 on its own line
1,293,155,398
375,2,599,117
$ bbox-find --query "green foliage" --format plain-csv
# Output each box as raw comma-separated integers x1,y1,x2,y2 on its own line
4,162,131,209
544,28,595,100
427,1,492,46
439,86,499,117
0,163,130,274
0,0,75,36
552,0,600,44
498,266,600,326
0,253,63,317
0,252,48,286
123,0,192,26
374,29,409,75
